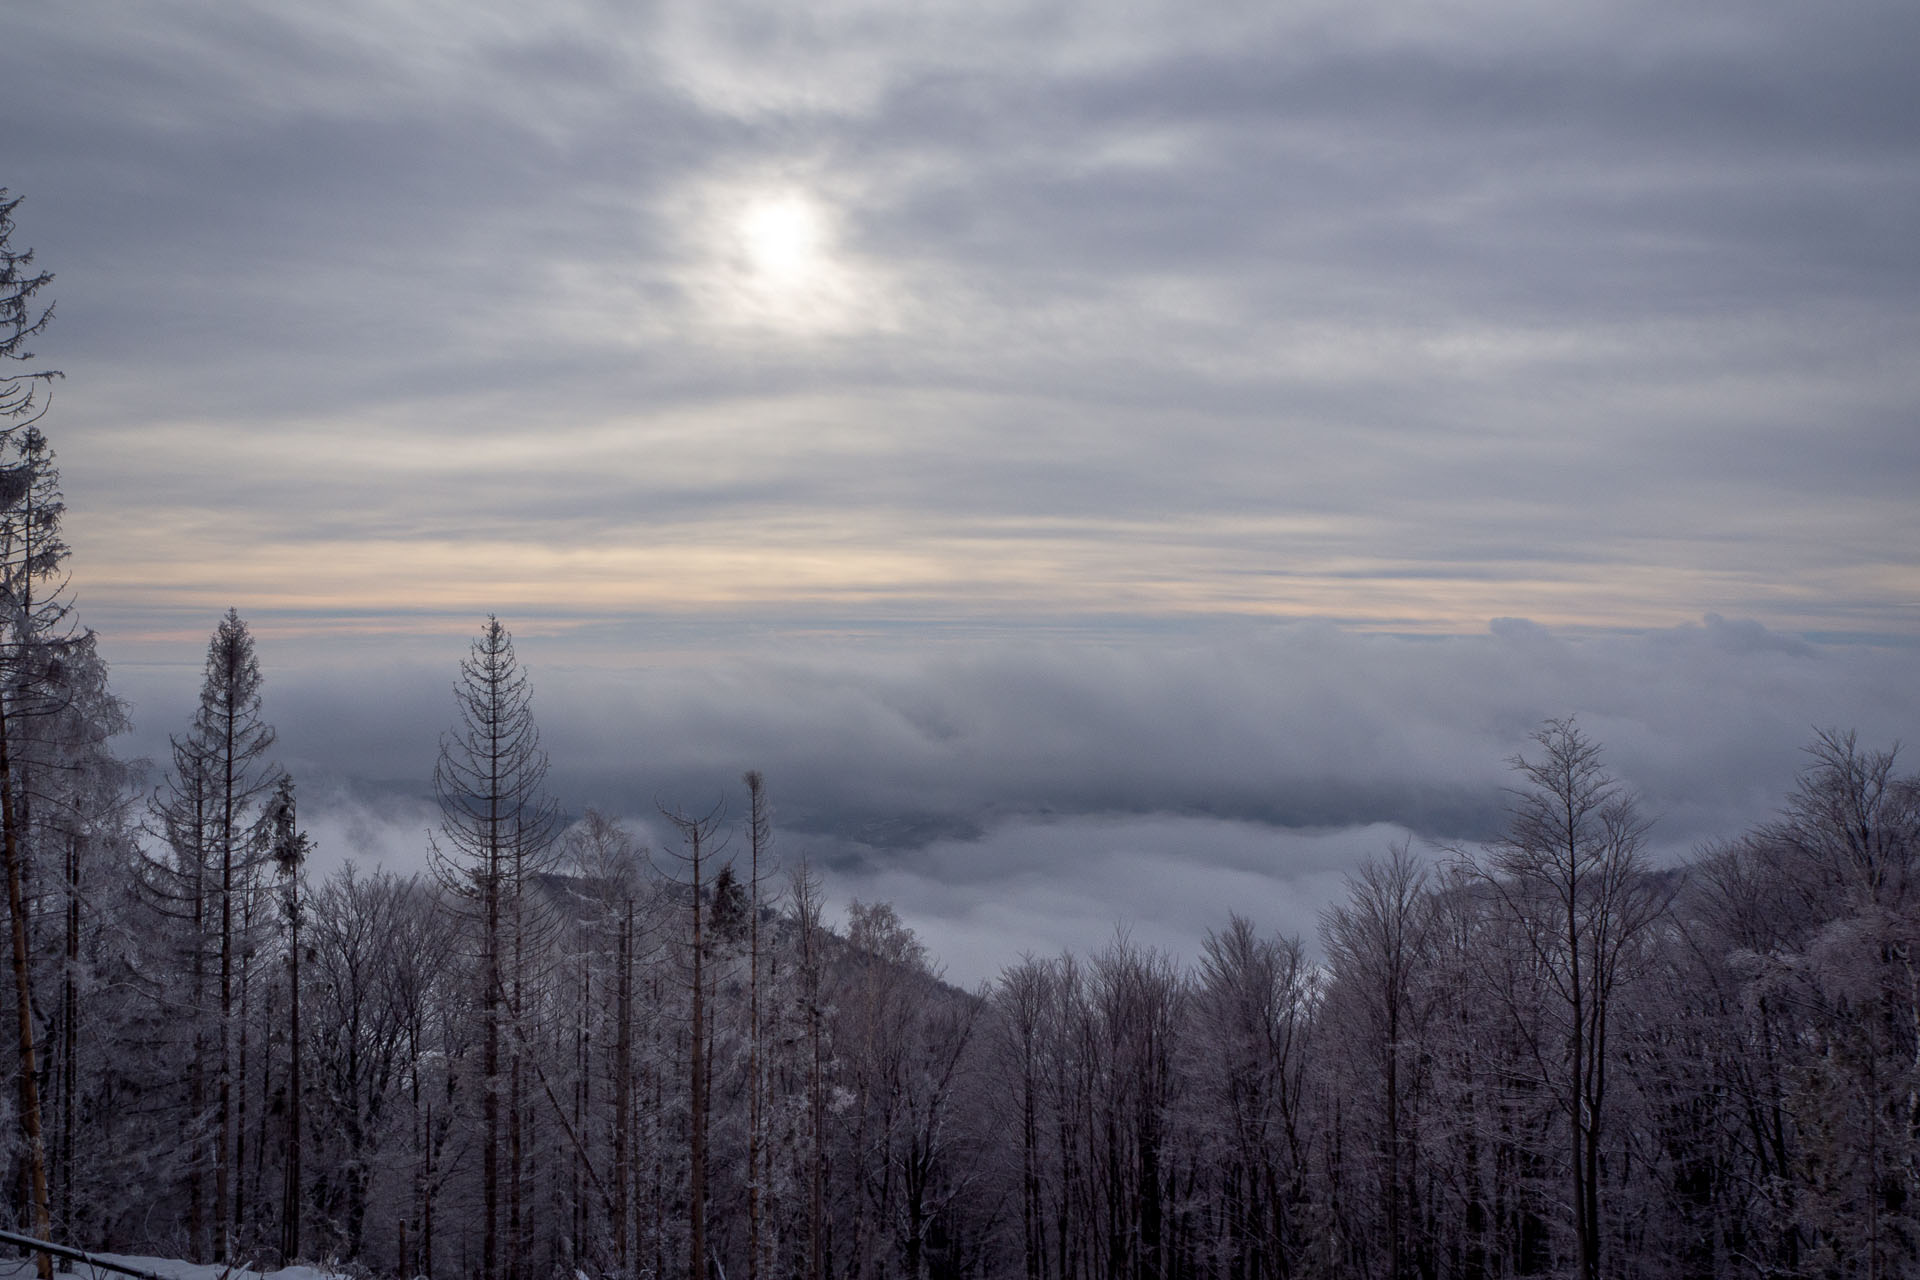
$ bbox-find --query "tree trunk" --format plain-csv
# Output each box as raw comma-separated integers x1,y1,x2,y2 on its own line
57,832,76,1232
281,867,302,1263
484,855,500,1280
746,773,766,1280
613,904,633,1276
688,823,707,1280
235,894,252,1245
0,694,52,1279
189,820,208,1261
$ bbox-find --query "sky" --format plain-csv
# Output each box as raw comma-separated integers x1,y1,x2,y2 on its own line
5,0,1919,983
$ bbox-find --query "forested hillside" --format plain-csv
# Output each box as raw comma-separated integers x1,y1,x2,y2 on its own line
3,191,1918,1280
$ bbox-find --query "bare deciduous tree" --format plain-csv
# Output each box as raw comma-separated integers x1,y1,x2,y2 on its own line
1469,718,1667,1280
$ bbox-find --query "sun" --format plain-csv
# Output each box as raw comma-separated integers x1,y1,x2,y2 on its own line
737,193,827,285
673,177,888,335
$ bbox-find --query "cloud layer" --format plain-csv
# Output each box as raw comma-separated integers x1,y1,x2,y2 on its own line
114,615,1919,983
5,0,1917,649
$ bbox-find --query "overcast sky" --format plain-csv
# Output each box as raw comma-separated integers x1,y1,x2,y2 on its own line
6,0,1918,982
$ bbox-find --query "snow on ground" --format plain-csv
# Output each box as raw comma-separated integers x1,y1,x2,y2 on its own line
1,1254,347,1280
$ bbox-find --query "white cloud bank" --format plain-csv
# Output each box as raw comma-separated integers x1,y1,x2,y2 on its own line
113,613,1919,985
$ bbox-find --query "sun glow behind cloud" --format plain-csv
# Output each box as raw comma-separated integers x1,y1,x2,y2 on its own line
666,174,892,337
738,193,826,283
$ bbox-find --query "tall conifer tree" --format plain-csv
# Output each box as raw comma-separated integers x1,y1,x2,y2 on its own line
428,617,556,1280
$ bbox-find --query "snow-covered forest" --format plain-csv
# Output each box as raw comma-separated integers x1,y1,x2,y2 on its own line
4,193,1920,1280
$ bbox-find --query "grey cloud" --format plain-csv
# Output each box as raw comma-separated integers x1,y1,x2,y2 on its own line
114,616,1918,855
553,621,1913,851
18,0,1914,424
109,617,1914,984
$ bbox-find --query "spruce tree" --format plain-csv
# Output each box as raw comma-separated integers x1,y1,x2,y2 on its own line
427,617,557,1280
